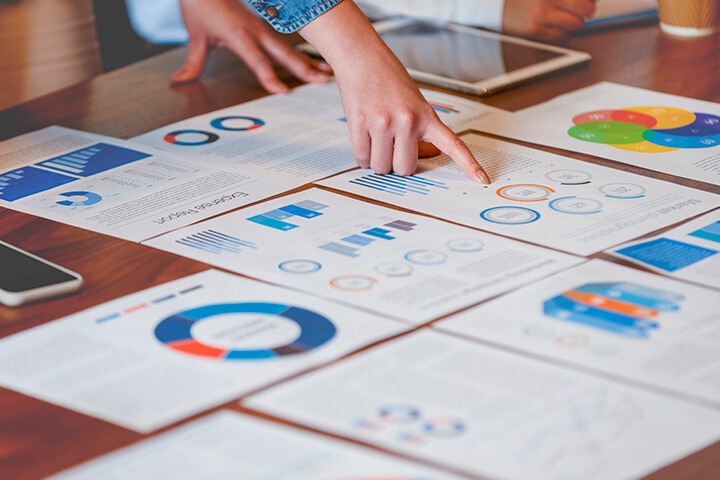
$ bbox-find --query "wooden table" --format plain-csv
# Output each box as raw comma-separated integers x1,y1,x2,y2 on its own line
0,23,719,479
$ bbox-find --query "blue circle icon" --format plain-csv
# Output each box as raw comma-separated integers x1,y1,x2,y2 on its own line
155,302,336,360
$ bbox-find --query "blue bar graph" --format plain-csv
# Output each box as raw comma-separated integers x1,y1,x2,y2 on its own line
385,220,416,231
247,200,329,231
319,242,360,258
0,167,77,202
37,143,151,177
262,209,295,220
247,215,298,231
689,221,720,243
279,204,323,218
363,228,395,240
342,234,375,246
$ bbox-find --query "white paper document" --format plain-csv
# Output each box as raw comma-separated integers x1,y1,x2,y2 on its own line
50,411,466,479
144,188,582,324
471,82,720,184
131,82,501,186
0,126,276,241
438,259,720,405
608,209,720,289
318,133,719,256
0,270,406,433
246,329,720,480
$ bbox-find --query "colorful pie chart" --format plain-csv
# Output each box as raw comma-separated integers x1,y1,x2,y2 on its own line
569,106,720,152
154,302,336,359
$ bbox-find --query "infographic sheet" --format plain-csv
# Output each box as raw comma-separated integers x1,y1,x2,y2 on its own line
438,260,720,405
132,82,502,184
246,329,720,480
471,82,720,184
608,209,720,289
318,133,719,256
0,270,406,433
144,188,582,324
0,126,275,241
50,411,466,480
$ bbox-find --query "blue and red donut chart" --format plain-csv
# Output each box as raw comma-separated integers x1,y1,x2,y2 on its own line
163,129,220,146
154,302,336,360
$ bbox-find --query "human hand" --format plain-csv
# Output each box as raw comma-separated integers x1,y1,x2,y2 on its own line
299,1,489,183
502,0,597,40
173,0,333,93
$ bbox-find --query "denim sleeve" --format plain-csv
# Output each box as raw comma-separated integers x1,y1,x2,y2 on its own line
245,0,344,33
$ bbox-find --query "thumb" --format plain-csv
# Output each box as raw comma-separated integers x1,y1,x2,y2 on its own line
171,37,210,84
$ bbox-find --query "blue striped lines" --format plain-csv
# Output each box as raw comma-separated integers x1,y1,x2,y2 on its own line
176,229,258,254
349,173,449,196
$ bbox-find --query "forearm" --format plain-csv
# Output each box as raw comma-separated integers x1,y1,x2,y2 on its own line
298,0,410,85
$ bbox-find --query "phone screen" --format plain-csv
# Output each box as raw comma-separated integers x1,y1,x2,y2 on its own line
378,23,564,83
0,242,78,292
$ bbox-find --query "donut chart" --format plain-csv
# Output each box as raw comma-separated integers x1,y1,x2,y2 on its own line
568,106,720,152
164,129,219,146
154,303,336,359
210,116,265,131
56,191,102,207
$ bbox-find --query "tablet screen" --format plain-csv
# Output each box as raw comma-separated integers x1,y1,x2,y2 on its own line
378,23,564,83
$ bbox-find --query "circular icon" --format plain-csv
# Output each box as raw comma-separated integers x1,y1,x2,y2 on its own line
599,183,646,199
446,238,484,252
548,196,602,214
375,262,414,277
480,206,540,225
56,191,102,207
164,129,219,146
379,404,421,425
278,259,322,274
154,303,336,359
422,416,467,439
569,107,720,152
497,184,554,202
404,250,448,265
330,275,377,291
210,116,265,131
545,169,593,185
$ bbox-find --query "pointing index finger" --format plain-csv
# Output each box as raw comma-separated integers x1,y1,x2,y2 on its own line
427,123,490,184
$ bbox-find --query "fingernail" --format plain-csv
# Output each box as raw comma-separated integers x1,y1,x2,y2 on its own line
476,170,490,184
312,72,332,82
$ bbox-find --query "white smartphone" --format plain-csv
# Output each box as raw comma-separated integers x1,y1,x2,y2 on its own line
0,240,83,307
297,18,591,96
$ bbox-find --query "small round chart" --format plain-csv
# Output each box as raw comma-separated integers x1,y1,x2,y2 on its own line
164,129,220,146
480,206,540,225
545,169,593,185
154,302,336,360
404,250,448,265
548,197,603,214
569,106,720,152
497,184,554,202
421,416,467,439
446,238,484,252
599,183,646,199
375,262,414,277
278,259,322,274
56,191,102,207
379,404,422,425
330,275,377,291
210,116,265,131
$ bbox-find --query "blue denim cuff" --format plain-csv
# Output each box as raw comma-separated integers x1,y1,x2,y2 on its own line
246,0,344,33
